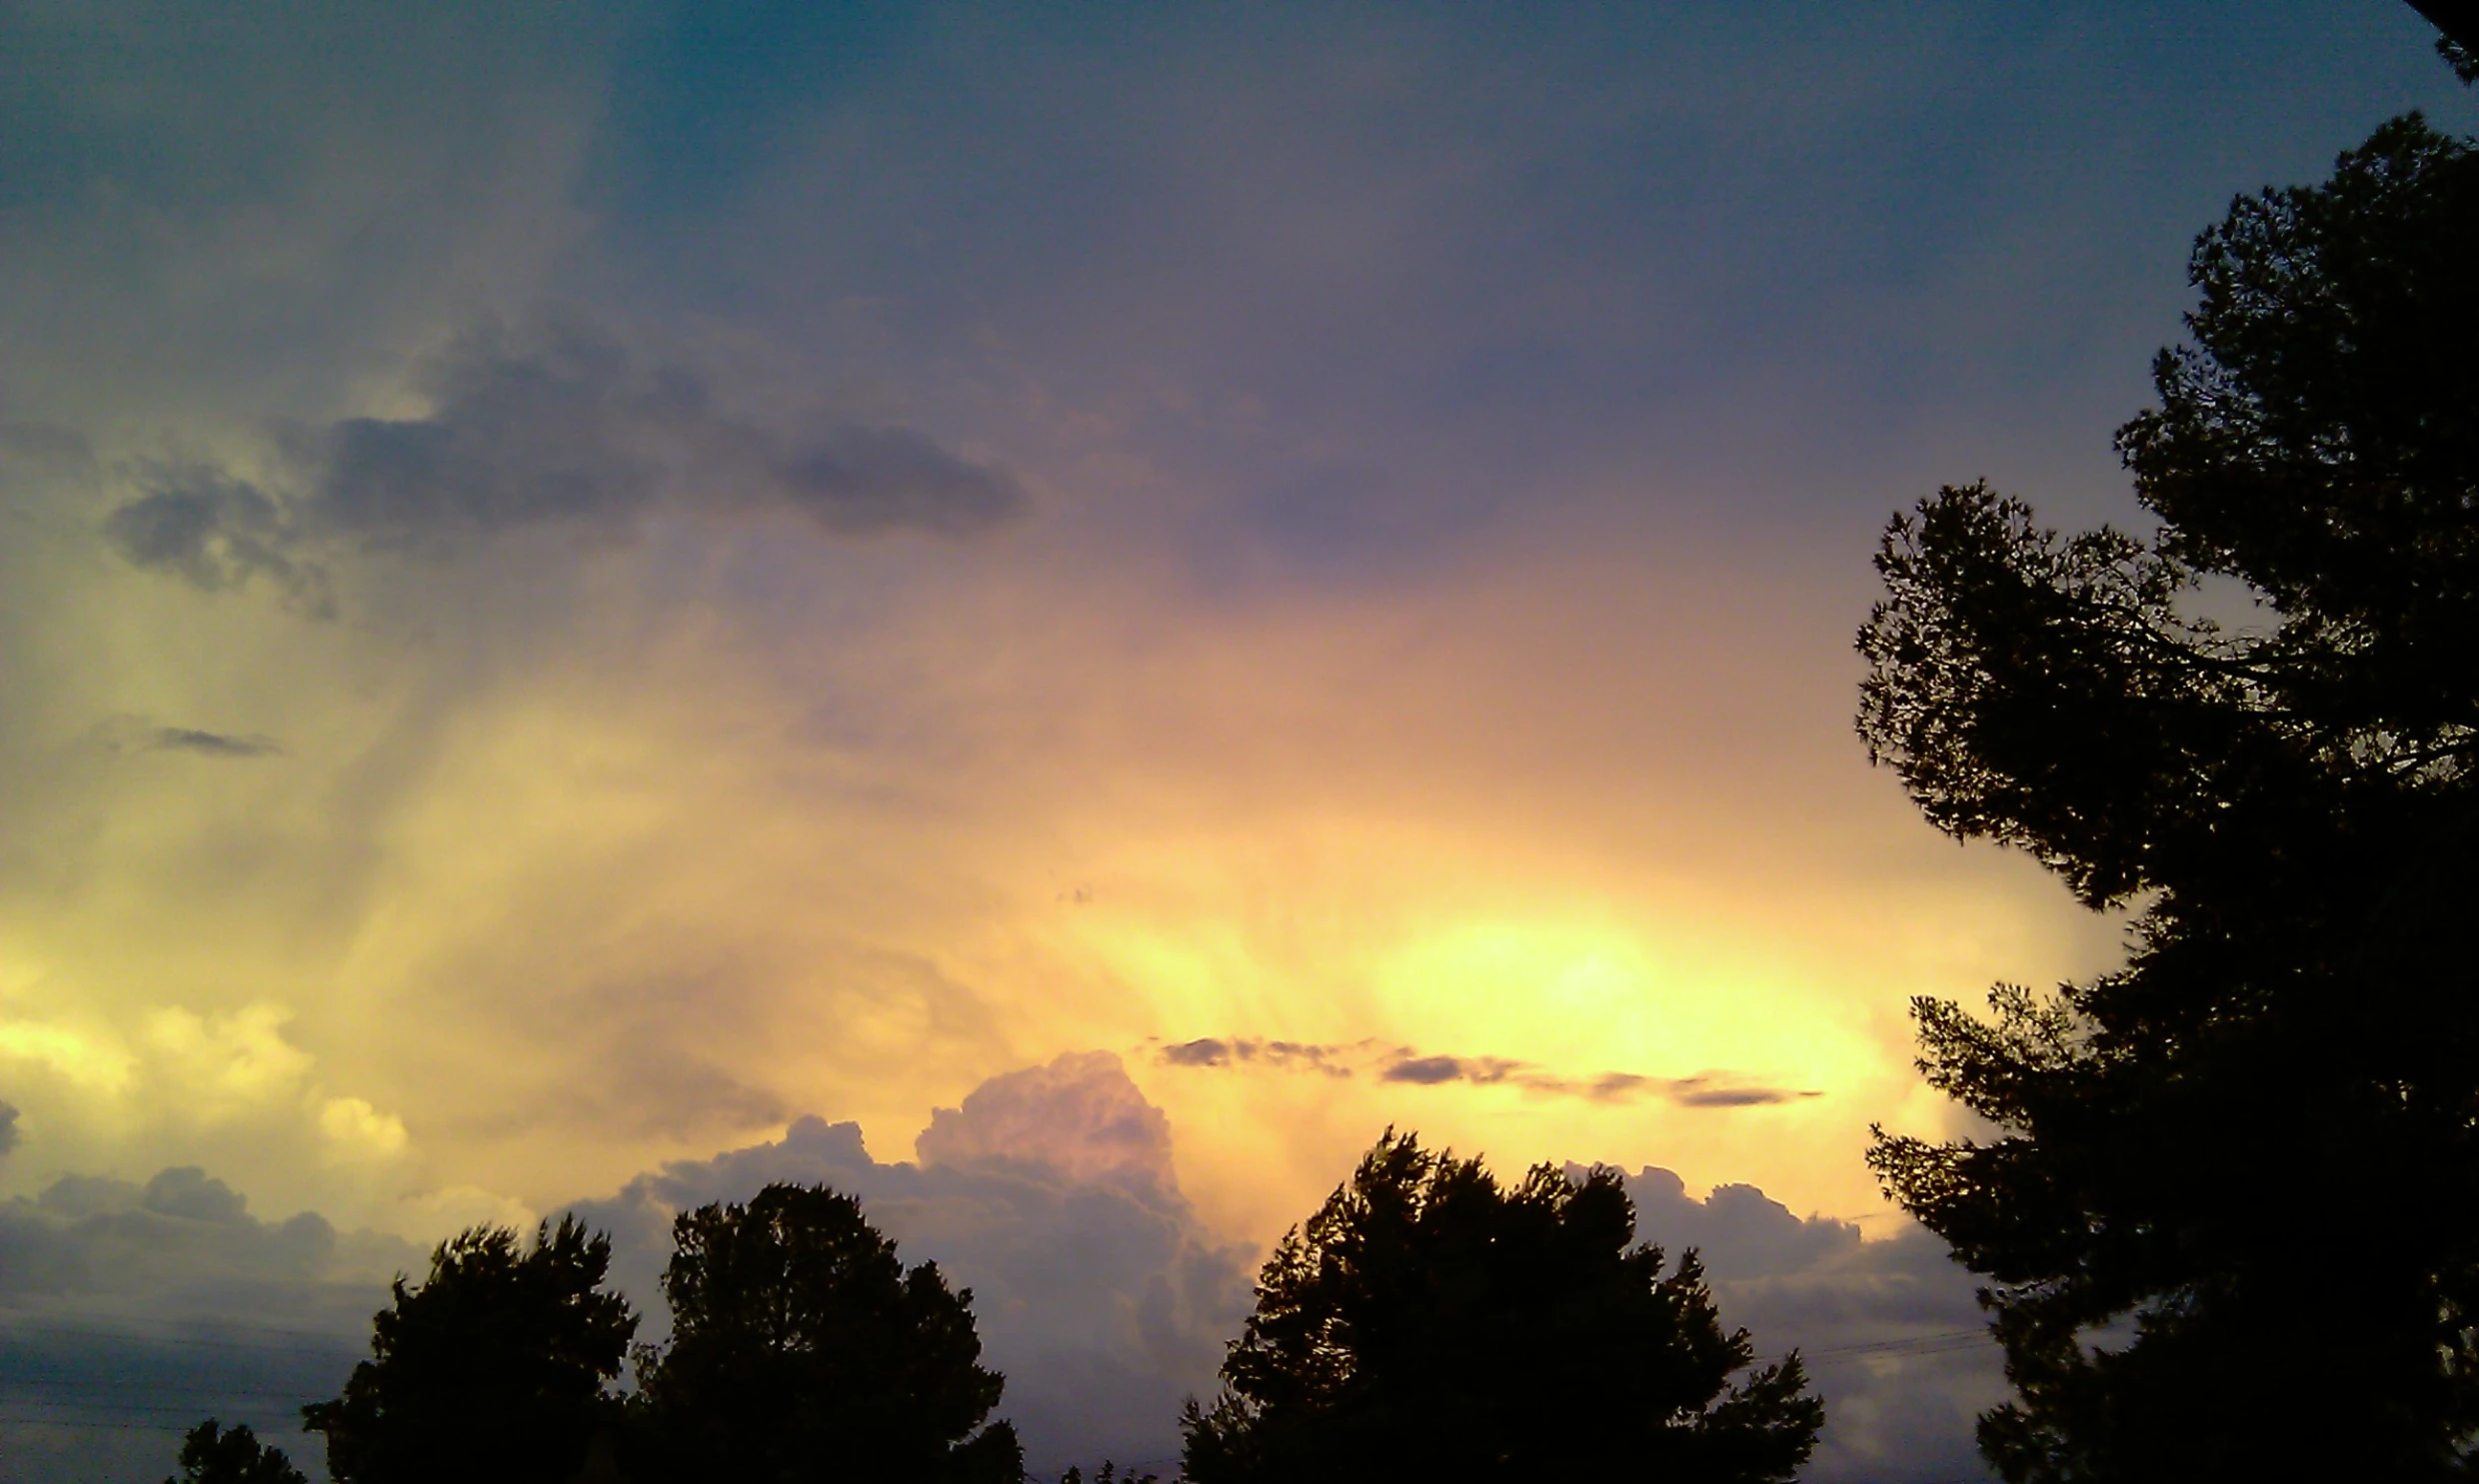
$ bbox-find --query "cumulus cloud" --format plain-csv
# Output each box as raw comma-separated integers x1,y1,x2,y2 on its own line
1152,1036,1818,1108
1603,1165,2001,1483
916,1050,1176,1190
567,1051,1252,1470
101,319,1026,604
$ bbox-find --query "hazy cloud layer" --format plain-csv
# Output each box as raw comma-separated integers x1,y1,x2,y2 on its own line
101,320,1026,605
1154,1036,1818,1108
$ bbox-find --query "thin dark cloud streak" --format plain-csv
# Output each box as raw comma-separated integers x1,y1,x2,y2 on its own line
1150,1037,1817,1107
1156,1037,1357,1077
145,729,284,759
100,318,1027,607
82,715,286,760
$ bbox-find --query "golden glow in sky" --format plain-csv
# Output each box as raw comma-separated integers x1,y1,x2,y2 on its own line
16,9,2461,1471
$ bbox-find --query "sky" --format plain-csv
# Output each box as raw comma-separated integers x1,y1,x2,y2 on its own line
0,2,2471,1479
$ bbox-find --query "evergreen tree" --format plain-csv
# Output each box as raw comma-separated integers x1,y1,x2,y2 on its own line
165,1420,308,1484
301,1216,636,1483
1857,69,2479,1482
634,1181,1021,1483
1180,1130,1821,1484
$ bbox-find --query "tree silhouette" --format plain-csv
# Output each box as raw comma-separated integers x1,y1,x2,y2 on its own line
633,1181,1022,1483
165,1420,308,1484
2405,1,2479,60
301,1216,636,1484
1858,72,2479,1483
1179,1130,1821,1484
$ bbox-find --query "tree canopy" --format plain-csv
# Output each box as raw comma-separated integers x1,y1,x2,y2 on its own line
631,1181,1022,1483
1179,1130,1822,1484
165,1420,308,1484
301,1216,637,1484
1858,87,2479,1483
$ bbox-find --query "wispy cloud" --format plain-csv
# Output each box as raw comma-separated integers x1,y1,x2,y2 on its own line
1150,1038,1818,1108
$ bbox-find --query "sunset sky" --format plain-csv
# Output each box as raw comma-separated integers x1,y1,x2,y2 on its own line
3,4,2472,1479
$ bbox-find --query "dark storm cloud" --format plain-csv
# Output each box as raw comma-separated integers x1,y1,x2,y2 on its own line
1157,1037,1814,1107
0,1101,17,1160
102,319,1025,598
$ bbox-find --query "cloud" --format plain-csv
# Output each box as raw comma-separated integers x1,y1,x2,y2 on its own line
101,465,331,612
565,1051,1253,1471
1154,1036,1817,1108
1159,1038,1233,1067
1156,1037,1356,1076
917,1050,1176,1190
1600,1164,2002,1483
0,1101,17,1160
101,319,1026,602
772,426,1031,537
0,1066,1993,1481
1380,1053,1477,1084
148,728,284,759
81,714,287,758
0,1163,419,1312
1668,1078,1821,1108
0,1164,421,1477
